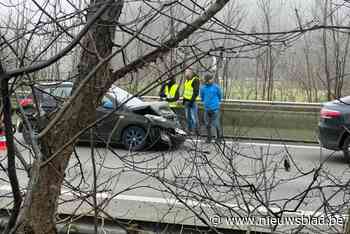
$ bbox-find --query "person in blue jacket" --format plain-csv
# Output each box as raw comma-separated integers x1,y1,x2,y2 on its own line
200,74,223,143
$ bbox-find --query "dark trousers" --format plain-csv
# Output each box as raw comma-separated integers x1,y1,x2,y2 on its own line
184,101,198,131
204,109,222,139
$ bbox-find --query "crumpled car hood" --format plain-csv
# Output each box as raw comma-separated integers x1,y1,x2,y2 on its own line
127,101,176,119
128,101,168,111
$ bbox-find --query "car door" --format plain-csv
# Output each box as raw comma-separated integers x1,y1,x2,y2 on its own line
95,95,124,143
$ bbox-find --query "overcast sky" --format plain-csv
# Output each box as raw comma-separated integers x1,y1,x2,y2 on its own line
0,0,344,33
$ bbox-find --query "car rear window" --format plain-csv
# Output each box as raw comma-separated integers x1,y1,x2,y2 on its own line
339,96,350,104
42,86,72,98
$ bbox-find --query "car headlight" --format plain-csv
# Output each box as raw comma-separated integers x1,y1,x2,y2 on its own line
159,109,173,115
175,128,187,135
145,114,167,122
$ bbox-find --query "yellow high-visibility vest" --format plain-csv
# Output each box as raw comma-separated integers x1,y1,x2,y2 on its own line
164,83,179,107
183,76,199,101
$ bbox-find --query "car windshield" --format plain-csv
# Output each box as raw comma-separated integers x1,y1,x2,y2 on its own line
42,86,72,98
339,96,350,104
35,83,142,108
109,86,143,107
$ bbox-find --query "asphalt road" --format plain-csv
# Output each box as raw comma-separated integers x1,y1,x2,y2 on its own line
0,135,349,232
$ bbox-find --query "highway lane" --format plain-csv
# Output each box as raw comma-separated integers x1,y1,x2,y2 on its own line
0,136,349,231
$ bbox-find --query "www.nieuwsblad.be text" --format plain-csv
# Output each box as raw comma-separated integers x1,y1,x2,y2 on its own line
210,215,346,226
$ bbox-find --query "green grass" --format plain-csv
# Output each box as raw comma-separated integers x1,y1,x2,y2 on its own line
223,81,329,103
127,79,330,103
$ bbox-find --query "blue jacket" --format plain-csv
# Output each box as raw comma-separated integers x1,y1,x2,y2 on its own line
200,83,222,111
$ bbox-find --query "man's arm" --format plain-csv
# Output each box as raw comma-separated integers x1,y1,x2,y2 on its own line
200,86,204,102
190,78,200,103
159,83,166,98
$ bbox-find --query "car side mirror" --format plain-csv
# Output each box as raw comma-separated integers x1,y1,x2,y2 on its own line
102,100,114,109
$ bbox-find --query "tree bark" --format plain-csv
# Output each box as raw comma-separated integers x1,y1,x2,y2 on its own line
322,0,332,100
12,0,123,233
0,63,22,234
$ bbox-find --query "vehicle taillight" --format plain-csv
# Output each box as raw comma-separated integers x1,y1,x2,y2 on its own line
19,98,33,107
320,108,341,119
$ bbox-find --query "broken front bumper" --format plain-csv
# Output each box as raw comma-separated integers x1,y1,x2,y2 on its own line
159,128,186,147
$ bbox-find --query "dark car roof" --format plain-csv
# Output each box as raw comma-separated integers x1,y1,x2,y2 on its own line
34,81,145,109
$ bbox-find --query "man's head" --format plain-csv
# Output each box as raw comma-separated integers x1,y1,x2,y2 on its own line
185,69,193,80
204,74,213,84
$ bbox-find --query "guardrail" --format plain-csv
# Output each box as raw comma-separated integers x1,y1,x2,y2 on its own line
144,96,322,107
143,96,322,111
143,96,321,143
10,92,321,143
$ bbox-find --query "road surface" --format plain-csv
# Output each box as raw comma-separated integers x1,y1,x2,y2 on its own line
0,136,349,233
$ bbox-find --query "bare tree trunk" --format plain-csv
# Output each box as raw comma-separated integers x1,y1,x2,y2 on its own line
267,44,274,101
303,35,313,102
262,54,267,100
339,32,350,97
12,0,123,233
322,0,332,100
330,2,341,99
214,50,223,85
329,0,350,99
169,6,176,78
0,63,22,234
258,0,274,101
222,58,229,99
255,56,259,100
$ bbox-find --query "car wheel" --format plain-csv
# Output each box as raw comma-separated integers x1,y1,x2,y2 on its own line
122,126,147,151
342,136,350,162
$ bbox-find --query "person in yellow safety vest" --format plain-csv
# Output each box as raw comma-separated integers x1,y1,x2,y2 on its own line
183,68,200,135
159,78,180,109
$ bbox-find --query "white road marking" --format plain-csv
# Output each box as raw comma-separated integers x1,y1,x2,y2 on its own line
0,141,339,222
239,142,322,150
186,139,324,150
0,185,327,217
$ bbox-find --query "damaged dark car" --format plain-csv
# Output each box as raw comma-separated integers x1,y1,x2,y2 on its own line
17,82,186,150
